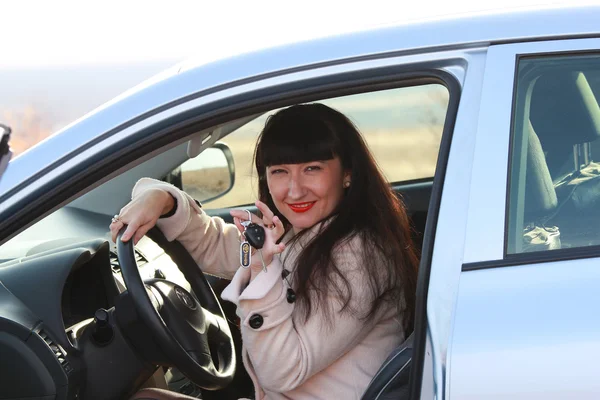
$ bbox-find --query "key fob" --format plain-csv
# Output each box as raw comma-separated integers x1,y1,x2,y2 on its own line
244,223,266,250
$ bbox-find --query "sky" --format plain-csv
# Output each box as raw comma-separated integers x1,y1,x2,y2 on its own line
2,0,581,68
0,0,592,153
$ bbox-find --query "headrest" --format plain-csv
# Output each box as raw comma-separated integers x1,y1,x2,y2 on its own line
524,120,557,220
531,71,600,151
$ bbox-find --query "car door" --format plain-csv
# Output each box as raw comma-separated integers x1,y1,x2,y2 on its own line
449,38,600,399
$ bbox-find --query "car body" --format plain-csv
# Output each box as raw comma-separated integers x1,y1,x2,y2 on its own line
2,4,600,399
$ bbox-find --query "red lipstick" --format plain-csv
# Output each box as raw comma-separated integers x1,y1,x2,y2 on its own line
287,201,316,213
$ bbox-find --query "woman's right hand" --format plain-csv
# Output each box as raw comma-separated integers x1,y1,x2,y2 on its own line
230,200,286,274
109,188,175,244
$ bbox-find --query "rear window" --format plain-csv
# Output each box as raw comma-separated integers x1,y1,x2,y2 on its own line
507,53,600,254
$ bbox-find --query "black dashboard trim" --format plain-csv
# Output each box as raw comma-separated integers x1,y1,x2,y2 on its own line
0,239,116,351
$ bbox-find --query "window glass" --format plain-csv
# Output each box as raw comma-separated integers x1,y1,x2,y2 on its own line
188,84,449,208
507,54,600,254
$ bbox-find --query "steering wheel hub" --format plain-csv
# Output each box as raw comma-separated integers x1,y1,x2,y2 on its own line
175,287,197,310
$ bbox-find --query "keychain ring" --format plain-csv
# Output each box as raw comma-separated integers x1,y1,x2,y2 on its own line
245,210,252,224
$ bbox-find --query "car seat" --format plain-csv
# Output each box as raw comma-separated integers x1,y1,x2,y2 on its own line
360,333,413,400
530,71,600,247
530,71,600,181
519,118,561,252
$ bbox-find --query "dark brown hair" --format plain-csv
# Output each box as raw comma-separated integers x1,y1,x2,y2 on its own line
254,103,418,333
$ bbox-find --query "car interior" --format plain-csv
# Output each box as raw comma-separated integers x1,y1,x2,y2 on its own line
0,88,437,399
510,57,600,254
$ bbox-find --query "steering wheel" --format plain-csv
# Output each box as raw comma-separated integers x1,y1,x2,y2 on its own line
116,226,236,390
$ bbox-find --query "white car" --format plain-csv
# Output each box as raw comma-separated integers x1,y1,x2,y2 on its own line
1,4,600,399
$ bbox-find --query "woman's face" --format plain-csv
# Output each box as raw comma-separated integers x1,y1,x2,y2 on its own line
266,157,349,232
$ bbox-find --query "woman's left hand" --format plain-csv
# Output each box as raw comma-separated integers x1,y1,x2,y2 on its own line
230,200,286,273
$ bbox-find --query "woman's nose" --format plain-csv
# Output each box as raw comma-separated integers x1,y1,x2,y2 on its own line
287,176,305,198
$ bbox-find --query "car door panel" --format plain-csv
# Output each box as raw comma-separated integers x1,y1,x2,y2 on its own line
452,259,600,399
450,38,600,399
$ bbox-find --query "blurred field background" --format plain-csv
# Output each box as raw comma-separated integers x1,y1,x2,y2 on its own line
0,61,175,155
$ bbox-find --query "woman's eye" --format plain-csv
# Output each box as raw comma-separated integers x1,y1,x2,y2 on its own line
305,165,322,172
270,169,285,175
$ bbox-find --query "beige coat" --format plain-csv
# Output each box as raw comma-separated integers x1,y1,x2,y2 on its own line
133,178,405,400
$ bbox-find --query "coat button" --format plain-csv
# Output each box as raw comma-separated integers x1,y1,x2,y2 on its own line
249,314,263,329
286,288,296,303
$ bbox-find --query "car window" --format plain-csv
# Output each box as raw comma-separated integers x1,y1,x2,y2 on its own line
507,53,600,254
185,84,449,209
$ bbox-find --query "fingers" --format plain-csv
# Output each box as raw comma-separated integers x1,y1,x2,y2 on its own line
121,221,139,243
270,239,286,255
275,242,286,254
256,215,286,265
112,216,156,245
230,209,262,224
255,200,275,226
233,217,245,234
110,221,123,243
133,221,155,245
271,215,285,240
109,189,171,243
230,203,278,229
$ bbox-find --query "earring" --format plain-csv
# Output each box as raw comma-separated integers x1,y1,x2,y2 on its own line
343,181,351,188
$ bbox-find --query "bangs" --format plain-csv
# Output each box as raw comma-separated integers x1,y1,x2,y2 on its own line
258,112,340,167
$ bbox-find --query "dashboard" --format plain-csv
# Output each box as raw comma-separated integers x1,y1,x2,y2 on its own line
61,244,114,329
0,206,196,399
0,202,244,400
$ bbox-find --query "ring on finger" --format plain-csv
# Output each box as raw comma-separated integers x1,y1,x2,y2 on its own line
111,214,121,224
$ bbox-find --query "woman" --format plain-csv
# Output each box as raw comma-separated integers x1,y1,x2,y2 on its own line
111,103,419,400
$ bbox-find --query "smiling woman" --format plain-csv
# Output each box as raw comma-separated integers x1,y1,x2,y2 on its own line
252,103,419,327
114,102,419,400
257,105,351,232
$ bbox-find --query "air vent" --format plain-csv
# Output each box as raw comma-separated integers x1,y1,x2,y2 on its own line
38,329,72,373
109,249,148,272
135,250,148,266
109,251,120,272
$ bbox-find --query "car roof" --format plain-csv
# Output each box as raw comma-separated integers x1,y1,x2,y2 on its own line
2,4,600,199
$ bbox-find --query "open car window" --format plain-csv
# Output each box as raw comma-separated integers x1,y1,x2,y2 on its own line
186,85,449,209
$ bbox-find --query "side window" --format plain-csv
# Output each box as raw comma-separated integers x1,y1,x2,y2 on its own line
190,84,449,209
507,54,600,254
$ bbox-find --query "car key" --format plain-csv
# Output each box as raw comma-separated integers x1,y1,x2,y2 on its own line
239,211,253,269
244,222,268,272
244,223,265,249
239,211,268,272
